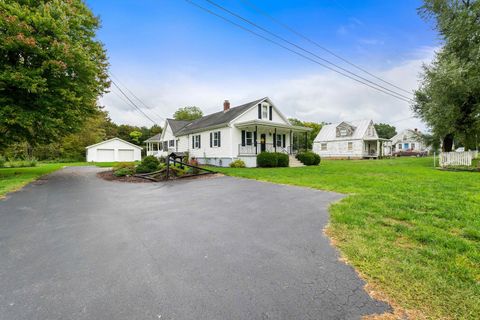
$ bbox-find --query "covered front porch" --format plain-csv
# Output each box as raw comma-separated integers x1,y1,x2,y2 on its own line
363,138,392,158
235,120,311,156
145,140,170,157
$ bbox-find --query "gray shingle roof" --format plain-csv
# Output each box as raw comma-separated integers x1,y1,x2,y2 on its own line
175,97,266,135
144,133,162,142
167,119,191,135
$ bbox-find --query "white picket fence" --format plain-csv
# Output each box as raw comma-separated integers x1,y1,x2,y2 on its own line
439,151,478,167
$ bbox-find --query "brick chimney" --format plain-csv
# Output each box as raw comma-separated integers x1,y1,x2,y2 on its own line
223,100,230,112
414,128,418,132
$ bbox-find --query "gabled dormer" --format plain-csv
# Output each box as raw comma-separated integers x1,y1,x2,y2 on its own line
336,122,356,138
364,121,378,138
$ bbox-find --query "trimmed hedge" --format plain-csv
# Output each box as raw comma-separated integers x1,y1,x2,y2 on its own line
257,152,289,167
296,151,321,166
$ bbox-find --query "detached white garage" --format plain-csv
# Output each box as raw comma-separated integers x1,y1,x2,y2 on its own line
86,138,142,162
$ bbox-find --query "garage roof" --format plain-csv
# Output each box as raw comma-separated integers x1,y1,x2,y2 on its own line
85,138,143,150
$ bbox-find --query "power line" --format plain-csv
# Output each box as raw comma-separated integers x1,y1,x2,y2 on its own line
391,116,416,123
109,72,166,123
241,0,412,95
184,0,412,103
204,0,412,102
110,79,160,125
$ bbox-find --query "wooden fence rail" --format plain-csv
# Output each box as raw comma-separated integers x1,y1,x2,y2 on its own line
439,151,478,167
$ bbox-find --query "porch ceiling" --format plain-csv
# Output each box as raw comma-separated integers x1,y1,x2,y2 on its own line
235,120,311,132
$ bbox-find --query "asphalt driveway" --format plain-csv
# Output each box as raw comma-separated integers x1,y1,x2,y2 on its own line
0,167,390,320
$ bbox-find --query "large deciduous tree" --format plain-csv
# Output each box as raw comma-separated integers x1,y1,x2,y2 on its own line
0,0,109,151
173,106,203,121
413,0,480,151
374,123,397,139
289,118,325,149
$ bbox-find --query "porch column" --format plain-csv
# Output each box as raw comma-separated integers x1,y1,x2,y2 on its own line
377,140,380,157
157,142,159,153
255,125,258,155
274,128,277,152
290,130,292,154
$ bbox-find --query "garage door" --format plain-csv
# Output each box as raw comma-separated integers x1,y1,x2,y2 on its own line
118,149,134,162
97,149,115,162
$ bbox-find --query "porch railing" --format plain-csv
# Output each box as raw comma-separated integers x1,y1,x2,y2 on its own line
238,144,298,155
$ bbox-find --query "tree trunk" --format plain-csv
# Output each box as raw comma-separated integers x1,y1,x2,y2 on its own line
442,134,454,152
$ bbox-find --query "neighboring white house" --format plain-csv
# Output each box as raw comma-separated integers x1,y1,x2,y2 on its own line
312,120,391,159
390,129,428,153
144,97,311,167
86,138,142,162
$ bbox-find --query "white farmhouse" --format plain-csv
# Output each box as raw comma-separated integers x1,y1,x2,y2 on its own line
390,129,427,153
312,120,390,159
86,138,142,162
144,97,311,167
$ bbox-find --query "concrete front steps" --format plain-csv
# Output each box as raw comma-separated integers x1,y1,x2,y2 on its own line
289,155,304,167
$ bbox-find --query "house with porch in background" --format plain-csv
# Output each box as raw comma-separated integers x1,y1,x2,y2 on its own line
390,128,428,153
312,119,391,159
144,97,311,167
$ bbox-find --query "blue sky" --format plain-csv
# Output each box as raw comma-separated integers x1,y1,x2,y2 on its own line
86,0,439,131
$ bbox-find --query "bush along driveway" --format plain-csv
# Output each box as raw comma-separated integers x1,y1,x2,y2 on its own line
215,157,480,319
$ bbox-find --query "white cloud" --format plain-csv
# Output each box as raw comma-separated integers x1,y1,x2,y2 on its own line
100,46,437,133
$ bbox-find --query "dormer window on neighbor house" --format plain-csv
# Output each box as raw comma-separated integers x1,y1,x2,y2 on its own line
336,122,355,137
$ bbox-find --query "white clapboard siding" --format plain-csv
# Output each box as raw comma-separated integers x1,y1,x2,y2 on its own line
440,151,477,167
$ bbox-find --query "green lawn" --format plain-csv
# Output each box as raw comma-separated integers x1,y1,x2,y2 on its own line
215,158,480,319
0,162,127,198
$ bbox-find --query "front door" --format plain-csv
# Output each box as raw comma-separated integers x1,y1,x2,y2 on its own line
260,134,266,152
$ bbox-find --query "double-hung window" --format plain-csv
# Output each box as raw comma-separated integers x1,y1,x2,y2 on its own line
276,134,282,147
321,143,327,151
245,132,253,145
347,142,353,151
262,105,268,119
192,135,201,149
210,131,221,147
169,140,175,147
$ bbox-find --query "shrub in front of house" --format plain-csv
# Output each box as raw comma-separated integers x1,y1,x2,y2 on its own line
276,153,289,167
257,152,289,167
296,151,321,166
229,159,246,168
136,155,160,173
257,152,277,167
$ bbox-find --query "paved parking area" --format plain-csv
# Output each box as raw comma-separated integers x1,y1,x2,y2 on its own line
0,167,390,319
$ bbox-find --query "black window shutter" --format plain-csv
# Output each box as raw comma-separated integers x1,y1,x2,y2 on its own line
283,134,286,148
241,130,246,146
210,132,213,148
199,135,201,148
273,133,276,146
192,136,194,149
218,131,221,147
269,106,272,120
254,131,257,146
258,104,261,119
